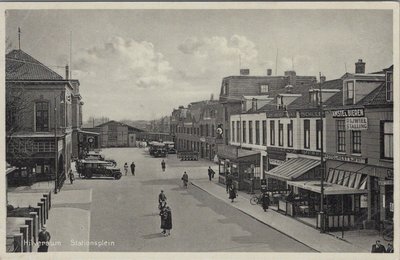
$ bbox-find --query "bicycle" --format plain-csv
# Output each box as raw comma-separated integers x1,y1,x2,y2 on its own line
382,221,394,241
250,194,262,205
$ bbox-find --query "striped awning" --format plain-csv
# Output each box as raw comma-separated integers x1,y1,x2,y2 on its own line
265,158,320,181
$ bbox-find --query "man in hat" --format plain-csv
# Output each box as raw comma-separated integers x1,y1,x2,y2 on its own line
371,240,386,253
38,225,51,252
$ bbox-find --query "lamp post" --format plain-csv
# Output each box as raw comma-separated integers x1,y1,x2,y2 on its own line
319,72,325,233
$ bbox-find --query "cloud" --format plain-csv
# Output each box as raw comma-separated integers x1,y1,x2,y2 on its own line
74,36,173,89
177,35,259,79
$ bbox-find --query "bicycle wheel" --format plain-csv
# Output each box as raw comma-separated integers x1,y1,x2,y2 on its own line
250,196,258,205
383,230,393,241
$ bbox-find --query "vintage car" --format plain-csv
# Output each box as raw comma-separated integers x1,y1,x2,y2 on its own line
84,152,117,166
76,160,122,180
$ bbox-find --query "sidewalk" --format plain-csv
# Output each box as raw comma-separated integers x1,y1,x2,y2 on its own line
191,178,369,253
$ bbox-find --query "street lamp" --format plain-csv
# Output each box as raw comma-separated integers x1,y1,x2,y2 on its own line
54,94,64,194
318,72,325,233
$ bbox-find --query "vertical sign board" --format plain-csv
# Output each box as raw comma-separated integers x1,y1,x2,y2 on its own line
345,117,368,130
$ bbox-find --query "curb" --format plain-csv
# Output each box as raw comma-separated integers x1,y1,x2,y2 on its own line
191,181,319,253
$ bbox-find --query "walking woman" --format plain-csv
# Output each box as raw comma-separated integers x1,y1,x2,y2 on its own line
164,206,172,236
229,184,237,203
124,163,128,176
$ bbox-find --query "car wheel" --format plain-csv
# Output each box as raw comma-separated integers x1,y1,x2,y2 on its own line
114,172,122,180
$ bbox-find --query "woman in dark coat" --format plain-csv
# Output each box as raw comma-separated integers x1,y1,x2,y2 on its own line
261,193,270,212
160,206,172,236
160,207,167,235
229,185,237,202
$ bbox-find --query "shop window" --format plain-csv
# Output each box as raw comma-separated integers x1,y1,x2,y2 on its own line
278,121,284,146
303,120,310,149
255,121,260,145
337,120,346,152
316,119,322,150
35,101,49,132
248,121,253,144
381,121,393,160
262,120,267,146
270,121,275,146
287,120,293,147
352,130,361,154
242,121,246,143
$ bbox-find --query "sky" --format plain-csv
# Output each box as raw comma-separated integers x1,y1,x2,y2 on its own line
5,9,393,121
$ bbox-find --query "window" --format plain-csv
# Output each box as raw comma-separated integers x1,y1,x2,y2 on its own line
304,120,310,149
278,121,284,146
252,99,257,110
35,102,49,132
316,119,323,150
287,120,293,147
249,121,253,144
337,120,346,152
270,121,275,145
260,84,269,93
242,121,246,143
232,121,235,142
262,120,267,146
381,121,393,159
222,83,228,95
386,71,393,101
346,81,354,104
255,121,260,145
352,131,361,154
236,121,240,143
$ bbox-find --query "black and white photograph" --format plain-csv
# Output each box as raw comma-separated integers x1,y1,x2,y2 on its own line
2,2,398,258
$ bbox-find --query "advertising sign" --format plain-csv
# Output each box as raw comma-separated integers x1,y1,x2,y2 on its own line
332,108,364,118
345,117,368,130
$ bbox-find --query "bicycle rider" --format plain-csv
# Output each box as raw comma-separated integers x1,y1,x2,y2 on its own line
158,190,167,209
181,172,189,188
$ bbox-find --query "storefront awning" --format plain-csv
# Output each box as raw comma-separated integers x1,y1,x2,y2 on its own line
217,144,259,161
287,180,368,195
265,158,320,181
78,129,99,136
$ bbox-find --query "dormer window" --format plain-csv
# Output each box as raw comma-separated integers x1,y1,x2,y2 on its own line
345,81,355,105
222,83,228,95
386,71,393,101
252,98,257,110
260,84,269,93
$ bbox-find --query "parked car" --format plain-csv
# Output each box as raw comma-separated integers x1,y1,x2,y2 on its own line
76,160,122,180
84,152,117,166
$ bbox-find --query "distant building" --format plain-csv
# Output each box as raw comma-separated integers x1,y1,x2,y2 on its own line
94,120,144,147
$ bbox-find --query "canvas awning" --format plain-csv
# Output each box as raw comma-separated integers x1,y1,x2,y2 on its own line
265,158,320,181
287,180,368,195
78,129,99,135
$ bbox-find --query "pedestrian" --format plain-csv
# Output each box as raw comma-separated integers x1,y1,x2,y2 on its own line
371,240,386,253
181,171,188,188
208,166,213,181
261,192,270,212
161,160,166,172
130,162,135,176
386,243,394,253
160,206,167,235
164,206,172,236
37,225,51,252
124,163,128,176
225,171,232,193
69,171,74,184
229,184,237,203
158,190,167,209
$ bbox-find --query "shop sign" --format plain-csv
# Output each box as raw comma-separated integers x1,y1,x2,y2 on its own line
299,109,324,118
325,153,367,164
269,159,285,165
378,180,393,186
360,194,368,208
266,110,296,118
332,108,364,118
345,117,368,130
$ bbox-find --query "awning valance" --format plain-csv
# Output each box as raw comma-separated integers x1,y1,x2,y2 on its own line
287,180,368,195
265,158,320,181
78,129,99,136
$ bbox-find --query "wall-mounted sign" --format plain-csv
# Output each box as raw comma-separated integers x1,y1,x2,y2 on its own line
269,159,285,165
345,117,368,130
299,109,324,118
325,153,367,164
332,108,364,118
266,110,296,118
360,194,368,208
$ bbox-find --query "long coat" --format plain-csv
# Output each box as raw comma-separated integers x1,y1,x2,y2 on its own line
229,186,237,199
261,194,270,210
160,208,172,230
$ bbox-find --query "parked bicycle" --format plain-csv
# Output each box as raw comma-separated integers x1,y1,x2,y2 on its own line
382,220,394,241
250,194,263,205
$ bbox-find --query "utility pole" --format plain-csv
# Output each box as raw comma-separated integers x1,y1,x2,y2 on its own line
319,72,325,233
18,27,21,50
54,95,58,194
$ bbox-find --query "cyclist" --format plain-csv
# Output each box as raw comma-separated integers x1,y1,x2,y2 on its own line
158,190,167,209
181,172,188,188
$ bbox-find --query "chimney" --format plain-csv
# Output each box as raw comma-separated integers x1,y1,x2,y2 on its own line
355,59,365,74
320,75,326,83
65,65,69,80
284,70,297,86
267,69,272,76
240,69,250,76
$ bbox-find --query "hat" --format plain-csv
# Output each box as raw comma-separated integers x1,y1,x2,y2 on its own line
42,225,47,229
